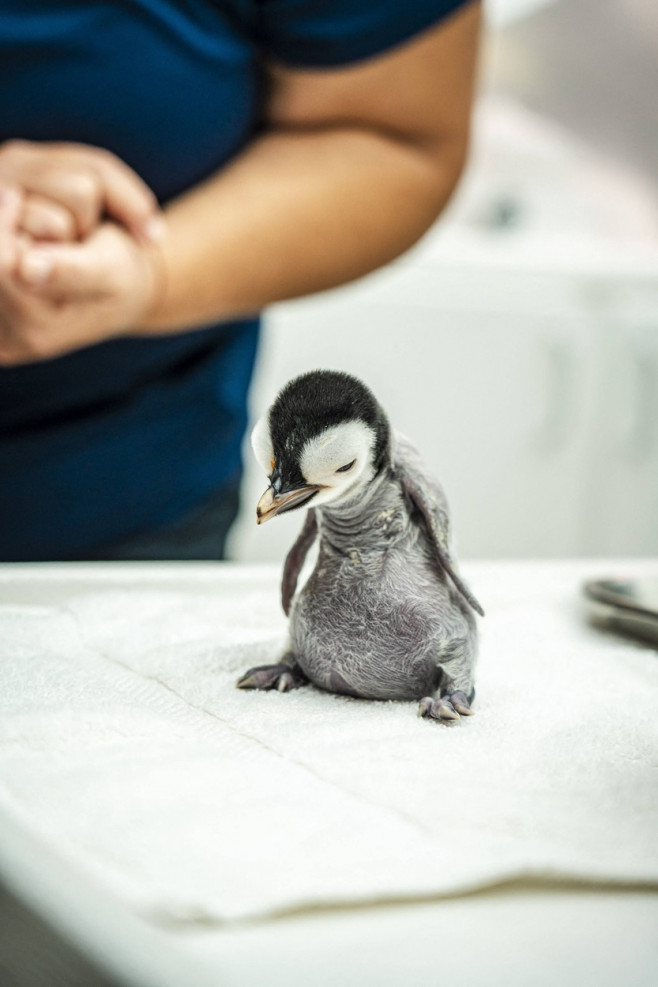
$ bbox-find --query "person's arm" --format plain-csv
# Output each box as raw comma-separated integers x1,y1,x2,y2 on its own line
0,0,480,364
141,0,481,329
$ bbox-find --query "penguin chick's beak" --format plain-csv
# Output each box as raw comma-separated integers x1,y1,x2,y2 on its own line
256,484,321,524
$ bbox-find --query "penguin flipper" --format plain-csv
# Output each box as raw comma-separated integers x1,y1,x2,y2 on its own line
281,509,318,615
394,439,485,618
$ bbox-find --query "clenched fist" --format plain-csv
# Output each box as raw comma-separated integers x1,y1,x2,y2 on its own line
0,139,163,243
0,186,165,364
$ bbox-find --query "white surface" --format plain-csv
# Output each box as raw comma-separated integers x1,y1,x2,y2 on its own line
0,561,657,986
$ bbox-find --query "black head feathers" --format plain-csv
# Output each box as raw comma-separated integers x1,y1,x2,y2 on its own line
268,370,391,481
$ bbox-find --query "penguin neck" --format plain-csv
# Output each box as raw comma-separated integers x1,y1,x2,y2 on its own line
316,465,405,553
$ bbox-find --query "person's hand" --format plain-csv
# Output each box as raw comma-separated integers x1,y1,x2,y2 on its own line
0,187,164,365
0,139,164,244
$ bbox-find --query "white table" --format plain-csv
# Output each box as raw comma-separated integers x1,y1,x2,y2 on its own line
1,561,656,987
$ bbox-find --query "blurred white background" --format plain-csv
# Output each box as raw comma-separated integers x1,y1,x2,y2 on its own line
229,0,658,562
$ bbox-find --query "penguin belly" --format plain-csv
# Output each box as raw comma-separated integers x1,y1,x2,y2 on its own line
289,578,441,701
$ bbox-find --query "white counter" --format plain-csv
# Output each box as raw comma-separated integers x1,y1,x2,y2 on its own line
0,560,656,987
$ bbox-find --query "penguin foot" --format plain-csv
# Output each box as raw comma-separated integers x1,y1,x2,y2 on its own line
418,690,473,723
445,690,474,716
236,663,308,692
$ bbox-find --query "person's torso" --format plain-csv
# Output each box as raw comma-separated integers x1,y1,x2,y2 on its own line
0,1,263,557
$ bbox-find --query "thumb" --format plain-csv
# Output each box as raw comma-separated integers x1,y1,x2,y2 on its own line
16,236,112,298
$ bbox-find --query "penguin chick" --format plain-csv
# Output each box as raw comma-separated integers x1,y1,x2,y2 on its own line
237,370,484,723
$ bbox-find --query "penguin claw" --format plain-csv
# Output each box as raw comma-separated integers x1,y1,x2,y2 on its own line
236,663,307,692
276,671,298,692
418,693,473,723
418,696,459,722
449,690,474,715
436,699,460,721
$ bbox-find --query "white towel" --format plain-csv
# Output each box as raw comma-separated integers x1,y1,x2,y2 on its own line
0,562,656,925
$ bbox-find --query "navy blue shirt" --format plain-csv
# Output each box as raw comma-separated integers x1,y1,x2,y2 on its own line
0,0,467,560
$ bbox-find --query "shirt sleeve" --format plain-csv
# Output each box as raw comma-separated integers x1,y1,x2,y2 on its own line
254,0,472,67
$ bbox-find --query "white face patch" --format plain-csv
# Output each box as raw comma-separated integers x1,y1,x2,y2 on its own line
250,415,274,475
299,420,376,507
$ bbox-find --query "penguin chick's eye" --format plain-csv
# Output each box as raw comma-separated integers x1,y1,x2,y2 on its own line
336,459,356,474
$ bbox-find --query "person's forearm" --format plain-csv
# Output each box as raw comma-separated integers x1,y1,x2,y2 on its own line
139,125,467,332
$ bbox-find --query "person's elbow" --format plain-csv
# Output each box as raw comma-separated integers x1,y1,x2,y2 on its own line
414,126,471,226
380,124,470,256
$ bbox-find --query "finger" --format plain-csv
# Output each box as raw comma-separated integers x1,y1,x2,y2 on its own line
1,141,102,238
1,140,164,243
16,231,117,297
19,166,103,239
20,195,77,241
87,148,165,244
0,184,23,271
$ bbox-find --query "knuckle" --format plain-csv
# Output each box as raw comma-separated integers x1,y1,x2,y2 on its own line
72,170,101,205
89,147,131,189
63,172,102,231
91,145,135,181
90,146,118,168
